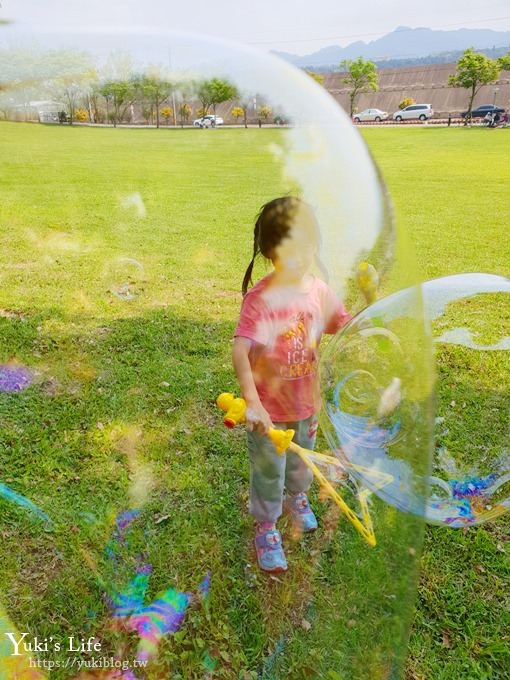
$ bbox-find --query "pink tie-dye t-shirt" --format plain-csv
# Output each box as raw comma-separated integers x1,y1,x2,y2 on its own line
234,274,352,422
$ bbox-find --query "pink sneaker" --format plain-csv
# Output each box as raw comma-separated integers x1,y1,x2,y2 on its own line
284,492,318,533
254,525,288,572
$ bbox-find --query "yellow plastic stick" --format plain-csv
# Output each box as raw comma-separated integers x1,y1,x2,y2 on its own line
216,393,397,547
286,440,376,546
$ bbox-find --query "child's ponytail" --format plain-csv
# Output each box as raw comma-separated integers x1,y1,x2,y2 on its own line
241,218,261,295
241,256,256,296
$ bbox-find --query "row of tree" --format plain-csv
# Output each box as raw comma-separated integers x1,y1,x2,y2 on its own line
93,75,238,127
340,48,510,116
0,47,274,126
2,45,509,126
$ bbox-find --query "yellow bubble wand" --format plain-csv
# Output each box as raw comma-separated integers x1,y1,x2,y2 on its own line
216,392,396,547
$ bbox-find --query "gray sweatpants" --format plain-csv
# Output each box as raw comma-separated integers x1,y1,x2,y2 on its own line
247,414,318,524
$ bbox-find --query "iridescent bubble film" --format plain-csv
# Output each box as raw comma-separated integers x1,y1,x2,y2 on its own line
0,24,433,679
106,257,145,301
0,363,32,392
322,274,510,531
424,274,510,526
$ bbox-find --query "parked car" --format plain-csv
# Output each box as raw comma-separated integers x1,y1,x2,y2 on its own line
193,115,224,127
353,108,389,123
393,104,433,121
461,104,505,119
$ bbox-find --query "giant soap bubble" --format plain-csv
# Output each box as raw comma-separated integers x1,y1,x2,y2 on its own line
0,24,433,679
321,273,509,529
425,273,510,526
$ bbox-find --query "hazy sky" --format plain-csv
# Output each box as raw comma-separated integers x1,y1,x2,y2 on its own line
2,0,510,55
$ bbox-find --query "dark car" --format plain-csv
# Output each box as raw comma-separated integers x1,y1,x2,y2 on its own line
461,104,505,119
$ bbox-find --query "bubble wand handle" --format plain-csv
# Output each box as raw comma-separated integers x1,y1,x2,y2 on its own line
216,392,295,453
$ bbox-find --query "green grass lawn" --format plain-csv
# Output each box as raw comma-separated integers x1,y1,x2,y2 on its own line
0,122,509,679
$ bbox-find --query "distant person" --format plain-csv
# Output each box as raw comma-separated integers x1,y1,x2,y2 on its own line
58,110,67,124
232,196,352,572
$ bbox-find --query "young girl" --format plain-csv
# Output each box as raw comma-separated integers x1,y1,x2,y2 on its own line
233,196,352,572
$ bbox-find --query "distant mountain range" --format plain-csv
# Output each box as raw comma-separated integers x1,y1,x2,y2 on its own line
273,26,510,69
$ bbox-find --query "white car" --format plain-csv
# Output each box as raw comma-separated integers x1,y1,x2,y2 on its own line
193,115,224,128
392,104,433,122
353,108,388,123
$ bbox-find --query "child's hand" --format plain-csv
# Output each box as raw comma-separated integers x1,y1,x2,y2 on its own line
245,403,273,435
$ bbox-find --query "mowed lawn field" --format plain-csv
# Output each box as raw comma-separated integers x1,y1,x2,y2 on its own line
0,121,509,679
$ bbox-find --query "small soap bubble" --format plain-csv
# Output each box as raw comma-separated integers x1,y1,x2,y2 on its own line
121,192,147,217
107,257,145,301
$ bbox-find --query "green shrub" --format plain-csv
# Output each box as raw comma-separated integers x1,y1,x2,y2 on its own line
398,97,415,109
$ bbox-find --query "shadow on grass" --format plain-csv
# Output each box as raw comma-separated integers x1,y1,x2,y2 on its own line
1,307,428,678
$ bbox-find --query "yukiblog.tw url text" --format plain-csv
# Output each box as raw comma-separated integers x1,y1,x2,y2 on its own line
29,656,148,671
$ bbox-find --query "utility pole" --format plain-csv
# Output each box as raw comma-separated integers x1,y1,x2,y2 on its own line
169,46,178,126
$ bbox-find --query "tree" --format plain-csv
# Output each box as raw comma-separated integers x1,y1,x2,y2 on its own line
134,71,173,128
102,51,135,83
99,79,137,127
98,51,139,126
178,102,192,126
341,57,378,116
497,51,510,72
88,82,106,123
209,78,237,117
0,47,43,117
35,48,96,124
141,106,153,124
160,106,173,125
0,46,94,122
306,71,324,86
448,48,500,119
398,97,415,110
231,106,244,124
195,81,214,117
53,80,81,124
74,108,88,122
236,93,255,128
195,78,237,118
258,105,272,122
